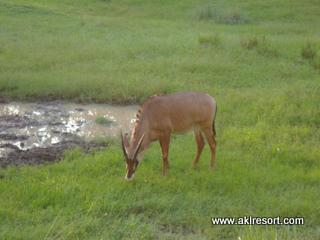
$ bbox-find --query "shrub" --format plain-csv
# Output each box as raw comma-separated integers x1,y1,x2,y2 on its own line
240,36,279,57
198,5,247,25
301,42,317,60
198,34,222,46
300,42,319,71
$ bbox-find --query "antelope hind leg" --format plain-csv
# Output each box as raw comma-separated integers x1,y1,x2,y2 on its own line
201,128,217,169
159,133,171,176
193,127,205,168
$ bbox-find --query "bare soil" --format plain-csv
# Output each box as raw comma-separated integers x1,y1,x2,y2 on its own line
0,138,109,168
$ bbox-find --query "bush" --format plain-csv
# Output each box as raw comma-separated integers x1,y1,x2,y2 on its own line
300,42,319,71
301,42,317,60
198,5,248,25
240,36,279,57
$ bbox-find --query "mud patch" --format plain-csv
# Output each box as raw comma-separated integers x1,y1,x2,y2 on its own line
0,102,137,168
0,138,110,168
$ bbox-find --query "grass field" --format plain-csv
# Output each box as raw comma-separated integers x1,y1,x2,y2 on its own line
1,0,320,239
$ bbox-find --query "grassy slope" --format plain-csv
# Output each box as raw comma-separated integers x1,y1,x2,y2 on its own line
0,0,320,239
1,0,319,103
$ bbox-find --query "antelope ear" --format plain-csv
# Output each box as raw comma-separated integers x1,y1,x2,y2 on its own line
120,130,129,159
123,132,130,148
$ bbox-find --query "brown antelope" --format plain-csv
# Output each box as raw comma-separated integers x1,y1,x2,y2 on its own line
121,91,217,180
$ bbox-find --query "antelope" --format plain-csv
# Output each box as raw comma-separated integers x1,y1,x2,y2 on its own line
121,91,217,180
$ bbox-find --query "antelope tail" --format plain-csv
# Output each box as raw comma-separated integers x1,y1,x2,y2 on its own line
212,104,217,137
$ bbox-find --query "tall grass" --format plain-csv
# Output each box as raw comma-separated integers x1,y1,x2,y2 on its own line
0,0,320,239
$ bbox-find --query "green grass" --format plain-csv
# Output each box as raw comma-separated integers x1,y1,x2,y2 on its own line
0,139,319,239
95,117,115,126
1,0,319,103
1,0,320,239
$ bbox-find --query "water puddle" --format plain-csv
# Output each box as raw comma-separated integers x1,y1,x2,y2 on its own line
0,102,138,164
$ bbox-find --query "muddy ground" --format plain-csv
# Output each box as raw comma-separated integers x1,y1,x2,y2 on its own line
0,109,108,168
0,138,109,168
0,101,136,168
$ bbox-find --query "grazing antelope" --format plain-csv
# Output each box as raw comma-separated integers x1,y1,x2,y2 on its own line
121,91,217,180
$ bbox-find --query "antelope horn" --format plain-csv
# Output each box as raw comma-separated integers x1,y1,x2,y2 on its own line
133,133,145,160
120,130,129,159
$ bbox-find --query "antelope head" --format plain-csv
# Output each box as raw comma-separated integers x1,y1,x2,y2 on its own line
121,131,145,180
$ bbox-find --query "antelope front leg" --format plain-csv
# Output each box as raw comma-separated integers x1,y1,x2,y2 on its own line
159,133,171,177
